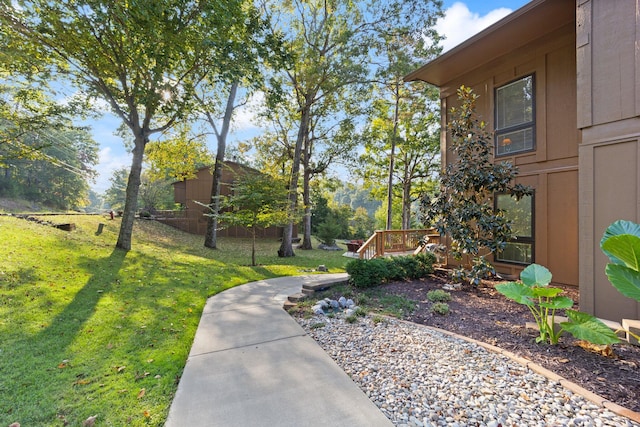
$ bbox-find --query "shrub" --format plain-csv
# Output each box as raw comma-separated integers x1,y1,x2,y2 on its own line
431,302,450,315
346,258,389,288
414,252,436,276
383,257,406,281
346,254,436,288
427,289,451,303
390,255,421,280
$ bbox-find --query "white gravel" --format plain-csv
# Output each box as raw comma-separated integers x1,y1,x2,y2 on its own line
296,314,640,427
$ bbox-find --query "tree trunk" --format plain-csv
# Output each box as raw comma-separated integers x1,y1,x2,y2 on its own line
116,134,146,251
300,146,313,250
278,97,311,257
204,81,238,249
402,178,411,230
386,86,400,230
251,227,256,266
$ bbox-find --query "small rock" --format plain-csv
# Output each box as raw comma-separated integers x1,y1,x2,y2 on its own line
318,264,328,272
338,296,348,308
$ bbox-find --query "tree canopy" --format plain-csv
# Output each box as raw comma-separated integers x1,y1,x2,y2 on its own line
0,0,280,250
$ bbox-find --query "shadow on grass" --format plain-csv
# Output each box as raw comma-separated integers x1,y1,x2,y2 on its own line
35,249,127,348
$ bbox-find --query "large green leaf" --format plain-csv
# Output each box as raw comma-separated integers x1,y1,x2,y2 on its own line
601,220,640,264
538,296,573,310
531,287,564,298
605,264,640,302
495,282,534,305
520,264,552,287
560,310,620,345
601,234,640,271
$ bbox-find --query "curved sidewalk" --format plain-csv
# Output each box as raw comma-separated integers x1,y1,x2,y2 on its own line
165,273,392,427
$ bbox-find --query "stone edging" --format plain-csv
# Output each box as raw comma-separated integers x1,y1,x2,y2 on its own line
389,316,640,424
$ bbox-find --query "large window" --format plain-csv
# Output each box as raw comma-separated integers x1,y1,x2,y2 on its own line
495,193,534,264
495,74,535,156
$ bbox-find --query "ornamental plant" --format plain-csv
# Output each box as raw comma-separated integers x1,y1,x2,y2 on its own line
600,220,640,303
421,86,532,286
496,264,619,345
600,220,640,342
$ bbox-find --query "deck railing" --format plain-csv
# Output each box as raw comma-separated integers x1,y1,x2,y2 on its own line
357,228,440,259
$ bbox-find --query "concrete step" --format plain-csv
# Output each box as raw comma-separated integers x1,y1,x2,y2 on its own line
301,277,348,294
287,292,307,303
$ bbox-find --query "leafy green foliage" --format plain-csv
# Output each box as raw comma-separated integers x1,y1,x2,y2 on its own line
601,220,640,302
496,264,619,346
561,310,621,345
427,289,451,303
346,258,390,288
0,126,98,210
346,253,435,288
430,302,450,315
315,218,342,247
217,172,290,266
421,86,532,285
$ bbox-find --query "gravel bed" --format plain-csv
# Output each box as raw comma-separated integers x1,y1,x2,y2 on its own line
296,314,640,427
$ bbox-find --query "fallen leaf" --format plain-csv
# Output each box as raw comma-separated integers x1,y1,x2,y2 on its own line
82,415,97,427
57,363,67,369
74,379,91,386
137,388,146,399
9,423,20,427
574,340,615,357
143,410,151,418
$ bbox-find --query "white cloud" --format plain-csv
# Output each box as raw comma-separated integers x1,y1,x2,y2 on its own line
436,2,513,52
232,91,265,131
93,146,131,193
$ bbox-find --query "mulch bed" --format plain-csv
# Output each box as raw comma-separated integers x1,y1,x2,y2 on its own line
378,273,640,413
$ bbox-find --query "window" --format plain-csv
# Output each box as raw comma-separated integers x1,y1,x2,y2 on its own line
495,74,535,156
495,193,534,264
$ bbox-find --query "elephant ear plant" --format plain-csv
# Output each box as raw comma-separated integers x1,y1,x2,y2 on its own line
496,264,620,345
601,220,640,302
600,219,640,342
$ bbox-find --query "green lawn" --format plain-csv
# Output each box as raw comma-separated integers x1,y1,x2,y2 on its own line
0,215,348,426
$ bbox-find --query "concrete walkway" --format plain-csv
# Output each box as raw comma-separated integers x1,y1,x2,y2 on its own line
165,274,392,427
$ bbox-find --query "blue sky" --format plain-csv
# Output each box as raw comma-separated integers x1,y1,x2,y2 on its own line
88,0,531,193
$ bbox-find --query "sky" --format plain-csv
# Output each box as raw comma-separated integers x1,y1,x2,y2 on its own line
88,0,530,194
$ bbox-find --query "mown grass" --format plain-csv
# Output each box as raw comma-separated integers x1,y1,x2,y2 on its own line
0,215,348,426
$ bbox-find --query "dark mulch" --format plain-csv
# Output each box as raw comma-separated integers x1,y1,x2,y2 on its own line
378,272,640,413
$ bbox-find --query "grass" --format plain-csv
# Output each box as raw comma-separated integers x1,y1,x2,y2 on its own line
0,214,348,426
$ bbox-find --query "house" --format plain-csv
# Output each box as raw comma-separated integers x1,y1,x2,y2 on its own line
158,161,287,239
405,0,640,322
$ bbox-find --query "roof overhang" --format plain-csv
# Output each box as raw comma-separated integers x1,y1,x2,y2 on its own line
405,0,575,86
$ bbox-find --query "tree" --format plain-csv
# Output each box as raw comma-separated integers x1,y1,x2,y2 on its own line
361,28,442,230
138,173,175,214
104,167,129,212
144,125,212,182
264,0,442,257
1,0,271,250
360,84,441,230
218,171,289,266
0,126,98,210
421,86,532,285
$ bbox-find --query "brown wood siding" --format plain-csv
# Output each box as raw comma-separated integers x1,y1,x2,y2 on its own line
438,23,579,286
577,0,640,321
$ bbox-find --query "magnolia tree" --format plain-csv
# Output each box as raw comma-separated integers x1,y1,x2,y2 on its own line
421,86,532,285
